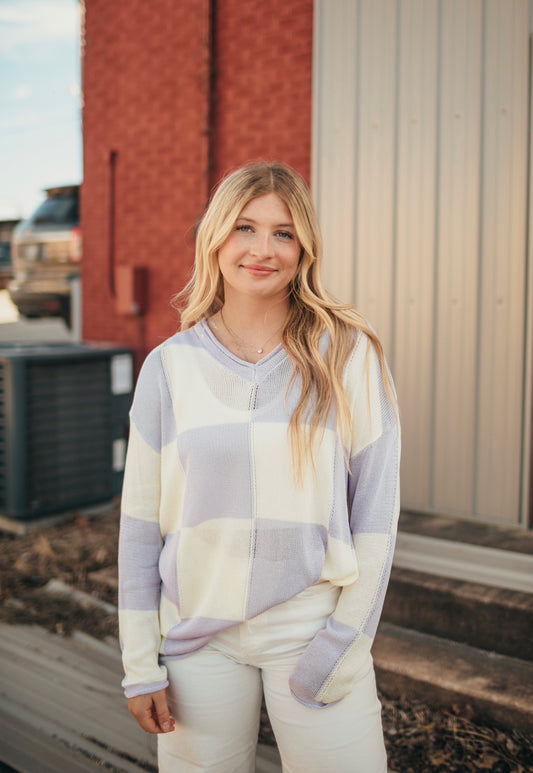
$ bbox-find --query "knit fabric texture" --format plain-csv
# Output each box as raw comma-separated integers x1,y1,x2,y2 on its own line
118,319,401,707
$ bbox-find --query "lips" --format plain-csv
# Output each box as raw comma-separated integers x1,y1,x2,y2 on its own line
242,264,276,277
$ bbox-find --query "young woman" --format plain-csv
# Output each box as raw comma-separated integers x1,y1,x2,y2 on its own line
118,161,400,772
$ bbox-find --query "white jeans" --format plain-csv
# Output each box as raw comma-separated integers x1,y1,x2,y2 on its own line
158,582,387,773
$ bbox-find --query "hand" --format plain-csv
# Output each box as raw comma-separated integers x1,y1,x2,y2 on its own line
128,688,176,734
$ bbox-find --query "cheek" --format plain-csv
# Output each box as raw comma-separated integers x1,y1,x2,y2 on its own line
218,235,243,266
286,246,302,274
217,246,232,274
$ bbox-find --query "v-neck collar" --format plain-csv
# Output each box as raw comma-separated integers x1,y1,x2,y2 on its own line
194,318,288,381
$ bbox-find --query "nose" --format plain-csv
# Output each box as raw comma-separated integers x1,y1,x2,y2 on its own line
250,231,273,258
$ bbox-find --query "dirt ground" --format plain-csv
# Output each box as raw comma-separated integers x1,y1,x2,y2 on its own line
0,506,532,773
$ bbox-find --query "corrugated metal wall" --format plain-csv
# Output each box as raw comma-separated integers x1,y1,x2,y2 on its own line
313,0,531,525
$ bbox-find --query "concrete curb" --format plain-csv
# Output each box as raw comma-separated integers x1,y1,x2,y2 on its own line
374,622,533,735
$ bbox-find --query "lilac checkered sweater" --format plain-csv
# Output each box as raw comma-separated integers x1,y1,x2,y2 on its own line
118,318,400,707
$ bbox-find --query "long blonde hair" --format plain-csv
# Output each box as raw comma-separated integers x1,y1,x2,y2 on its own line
176,161,394,478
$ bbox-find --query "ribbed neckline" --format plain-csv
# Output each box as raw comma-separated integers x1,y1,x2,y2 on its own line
194,318,288,380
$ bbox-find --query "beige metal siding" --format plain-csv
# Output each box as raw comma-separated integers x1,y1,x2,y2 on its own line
352,0,398,359
475,0,530,519
433,0,483,515
313,0,531,525
395,0,439,511
312,0,358,297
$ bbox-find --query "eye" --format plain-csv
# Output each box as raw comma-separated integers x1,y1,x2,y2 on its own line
236,224,252,233
276,231,294,240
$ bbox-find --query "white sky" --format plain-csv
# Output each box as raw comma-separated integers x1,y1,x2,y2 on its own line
0,0,82,220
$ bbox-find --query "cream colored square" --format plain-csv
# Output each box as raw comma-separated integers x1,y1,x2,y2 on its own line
121,424,161,523
349,362,384,456
316,632,373,704
344,335,388,456
163,345,254,432
177,519,250,621
253,422,336,526
159,443,186,534
159,592,180,637
332,533,392,629
119,609,167,684
320,534,359,585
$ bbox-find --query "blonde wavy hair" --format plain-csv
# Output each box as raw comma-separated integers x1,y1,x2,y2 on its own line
176,161,393,478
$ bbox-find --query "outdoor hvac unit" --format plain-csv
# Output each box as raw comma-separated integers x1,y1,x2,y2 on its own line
0,342,134,521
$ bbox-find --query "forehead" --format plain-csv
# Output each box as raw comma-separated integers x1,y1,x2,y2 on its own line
238,192,293,223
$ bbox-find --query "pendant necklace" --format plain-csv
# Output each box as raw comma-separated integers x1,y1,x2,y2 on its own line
219,307,284,355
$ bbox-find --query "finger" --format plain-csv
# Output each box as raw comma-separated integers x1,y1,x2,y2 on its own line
152,693,175,733
128,696,164,734
140,710,163,734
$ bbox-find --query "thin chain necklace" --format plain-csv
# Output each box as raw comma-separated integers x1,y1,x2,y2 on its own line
219,307,284,355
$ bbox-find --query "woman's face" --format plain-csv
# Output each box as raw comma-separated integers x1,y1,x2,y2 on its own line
217,193,301,306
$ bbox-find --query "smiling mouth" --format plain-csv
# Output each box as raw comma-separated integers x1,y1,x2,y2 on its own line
242,264,276,276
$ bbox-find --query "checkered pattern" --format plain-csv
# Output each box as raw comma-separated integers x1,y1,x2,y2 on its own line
119,320,400,706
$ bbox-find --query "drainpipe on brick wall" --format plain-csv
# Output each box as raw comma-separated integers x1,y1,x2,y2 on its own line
108,149,118,299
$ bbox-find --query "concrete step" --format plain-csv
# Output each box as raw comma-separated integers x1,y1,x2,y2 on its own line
373,621,533,735
398,511,533,557
382,566,533,662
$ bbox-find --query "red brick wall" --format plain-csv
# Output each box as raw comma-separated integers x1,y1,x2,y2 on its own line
211,0,313,185
82,0,313,360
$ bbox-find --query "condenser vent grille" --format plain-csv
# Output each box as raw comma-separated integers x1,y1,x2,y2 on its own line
26,359,111,513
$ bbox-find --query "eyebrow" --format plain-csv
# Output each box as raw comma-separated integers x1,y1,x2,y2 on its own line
237,216,295,228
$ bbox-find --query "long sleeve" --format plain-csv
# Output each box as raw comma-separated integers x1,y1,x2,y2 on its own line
118,349,173,698
289,335,401,707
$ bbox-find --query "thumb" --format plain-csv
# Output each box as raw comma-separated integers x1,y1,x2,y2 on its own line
152,691,174,733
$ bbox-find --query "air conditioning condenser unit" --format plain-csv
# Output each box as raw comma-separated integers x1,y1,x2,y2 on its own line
0,342,133,521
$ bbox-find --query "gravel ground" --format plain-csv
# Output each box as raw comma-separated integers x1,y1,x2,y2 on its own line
1,507,532,772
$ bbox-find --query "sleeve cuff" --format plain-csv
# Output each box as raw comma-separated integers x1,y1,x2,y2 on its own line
123,678,169,699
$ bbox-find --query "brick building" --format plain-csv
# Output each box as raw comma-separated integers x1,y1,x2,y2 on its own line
82,0,533,535
81,0,313,361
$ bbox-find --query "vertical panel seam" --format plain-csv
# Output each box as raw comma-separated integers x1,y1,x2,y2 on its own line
429,0,444,511
351,0,362,305
520,25,533,527
472,0,488,519
390,0,401,372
